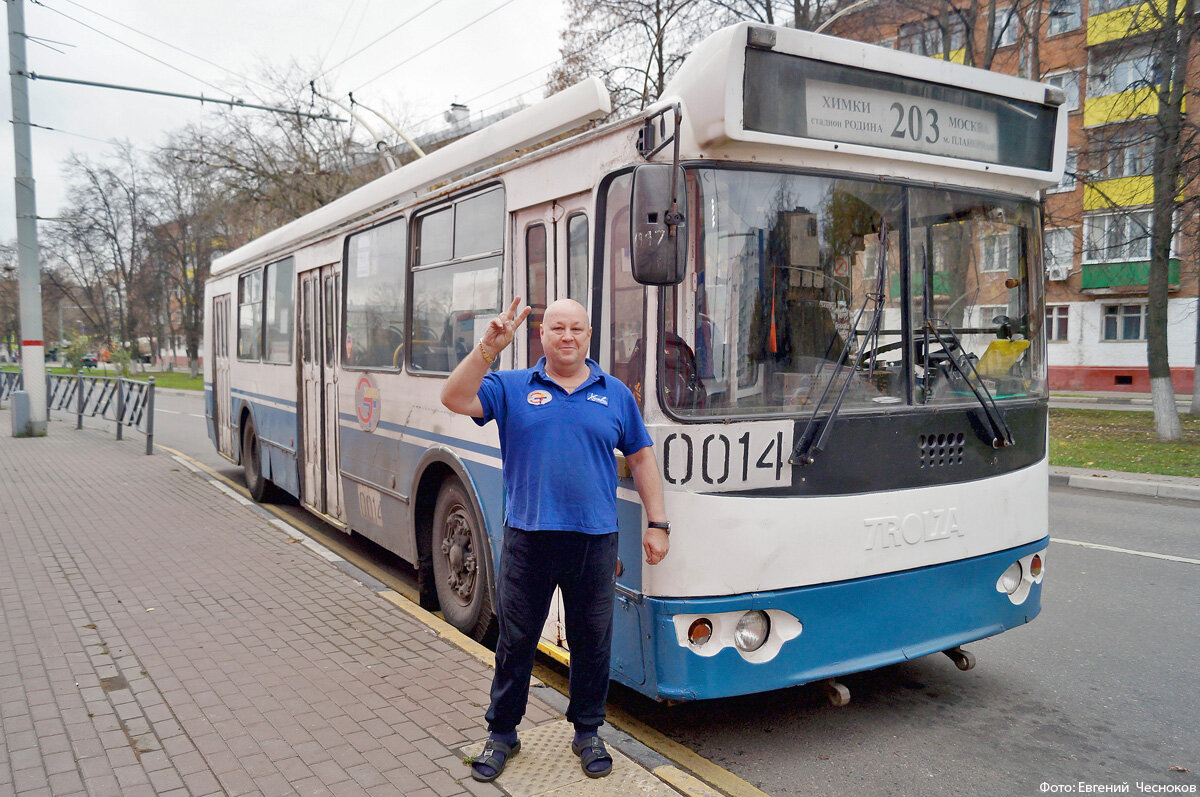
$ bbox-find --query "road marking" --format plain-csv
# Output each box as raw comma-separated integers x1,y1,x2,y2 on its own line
1053,537,1200,565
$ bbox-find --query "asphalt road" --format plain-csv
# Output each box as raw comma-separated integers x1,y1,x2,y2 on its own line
108,391,1200,796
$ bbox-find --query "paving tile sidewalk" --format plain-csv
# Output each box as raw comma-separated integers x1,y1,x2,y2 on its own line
0,423,562,797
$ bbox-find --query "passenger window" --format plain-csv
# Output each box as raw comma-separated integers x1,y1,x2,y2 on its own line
263,257,294,364
237,270,262,361
345,218,407,369
526,224,548,366
411,187,504,373
567,213,589,310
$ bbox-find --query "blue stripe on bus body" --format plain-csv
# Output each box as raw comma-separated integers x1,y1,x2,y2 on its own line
231,386,298,409
337,414,501,459
622,536,1050,702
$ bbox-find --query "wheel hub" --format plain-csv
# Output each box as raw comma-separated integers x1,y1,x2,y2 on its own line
440,507,477,603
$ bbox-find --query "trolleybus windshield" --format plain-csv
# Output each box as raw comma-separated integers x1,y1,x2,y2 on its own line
662,169,1045,418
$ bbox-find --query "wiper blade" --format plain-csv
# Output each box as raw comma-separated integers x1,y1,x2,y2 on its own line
791,221,890,465
923,319,1015,448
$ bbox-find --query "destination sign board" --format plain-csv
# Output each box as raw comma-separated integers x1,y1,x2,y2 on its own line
743,49,1057,172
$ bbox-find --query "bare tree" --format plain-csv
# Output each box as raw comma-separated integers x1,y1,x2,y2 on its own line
550,0,711,114
164,67,382,236
41,143,152,351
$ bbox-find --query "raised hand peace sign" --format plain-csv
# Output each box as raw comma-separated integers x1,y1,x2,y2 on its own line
480,296,532,355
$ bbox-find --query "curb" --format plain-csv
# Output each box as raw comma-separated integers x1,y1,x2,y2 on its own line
1050,470,1200,502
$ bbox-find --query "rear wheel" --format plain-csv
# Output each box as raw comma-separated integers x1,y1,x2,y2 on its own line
241,416,275,503
431,478,495,641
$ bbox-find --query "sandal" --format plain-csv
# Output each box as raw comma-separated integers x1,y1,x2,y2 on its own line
571,735,613,778
471,738,521,783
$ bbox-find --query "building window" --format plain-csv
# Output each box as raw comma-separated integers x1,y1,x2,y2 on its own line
1091,128,1154,179
1090,0,1137,13
1048,0,1082,34
898,17,966,56
1083,210,1151,261
980,229,1016,272
993,6,1020,47
1044,228,1075,277
1047,305,1070,341
1048,150,1077,193
1046,71,1081,112
1088,51,1155,97
1101,303,1146,341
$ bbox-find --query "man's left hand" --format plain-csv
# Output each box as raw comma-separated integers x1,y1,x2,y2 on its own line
643,528,669,566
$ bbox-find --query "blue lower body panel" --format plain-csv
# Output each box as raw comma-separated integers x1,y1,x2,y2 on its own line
624,536,1048,701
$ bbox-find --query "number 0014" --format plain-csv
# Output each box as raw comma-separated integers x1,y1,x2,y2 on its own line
660,428,790,489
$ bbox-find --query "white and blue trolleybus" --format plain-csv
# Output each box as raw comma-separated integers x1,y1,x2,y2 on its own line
205,23,1066,702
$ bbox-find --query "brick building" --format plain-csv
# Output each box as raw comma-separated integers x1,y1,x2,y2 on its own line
825,0,1198,393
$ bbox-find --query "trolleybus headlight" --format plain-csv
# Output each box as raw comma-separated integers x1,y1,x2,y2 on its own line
1029,554,1043,578
999,562,1023,594
687,618,713,646
734,611,770,652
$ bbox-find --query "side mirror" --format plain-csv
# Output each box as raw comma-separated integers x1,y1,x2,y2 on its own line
630,164,687,286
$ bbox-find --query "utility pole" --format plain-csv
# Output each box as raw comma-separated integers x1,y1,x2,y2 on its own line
8,0,47,436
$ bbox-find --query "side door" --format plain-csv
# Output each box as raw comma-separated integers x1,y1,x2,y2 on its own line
320,266,344,520
211,293,234,458
299,270,324,511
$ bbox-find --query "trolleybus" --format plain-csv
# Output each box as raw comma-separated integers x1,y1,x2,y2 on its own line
205,22,1065,702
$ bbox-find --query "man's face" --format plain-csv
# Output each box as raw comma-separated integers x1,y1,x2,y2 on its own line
540,301,591,373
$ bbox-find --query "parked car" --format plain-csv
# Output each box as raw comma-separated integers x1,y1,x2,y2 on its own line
79,353,99,368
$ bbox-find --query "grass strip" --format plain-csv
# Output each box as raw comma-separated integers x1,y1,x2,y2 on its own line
2,365,202,391
1050,408,1200,478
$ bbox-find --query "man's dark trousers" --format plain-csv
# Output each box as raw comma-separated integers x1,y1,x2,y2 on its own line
485,526,619,734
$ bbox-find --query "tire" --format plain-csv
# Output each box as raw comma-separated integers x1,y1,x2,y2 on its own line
431,478,496,641
241,416,275,503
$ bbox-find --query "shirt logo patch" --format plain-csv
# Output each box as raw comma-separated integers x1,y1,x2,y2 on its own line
527,389,553,406
586,392,608,406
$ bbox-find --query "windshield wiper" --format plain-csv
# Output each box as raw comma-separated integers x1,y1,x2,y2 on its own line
922,319,1015,448
791,221,890,466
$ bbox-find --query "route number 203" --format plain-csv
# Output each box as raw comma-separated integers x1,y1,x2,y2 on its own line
657,426,791,490
890,102,939,145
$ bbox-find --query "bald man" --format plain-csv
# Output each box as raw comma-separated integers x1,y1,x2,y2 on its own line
442,297,668,782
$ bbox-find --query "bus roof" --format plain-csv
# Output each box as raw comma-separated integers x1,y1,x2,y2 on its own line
209,77,610,276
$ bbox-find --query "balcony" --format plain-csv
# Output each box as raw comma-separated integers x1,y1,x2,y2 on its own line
1083,86,1161,126
1087,0,1181,46
1082,176,1154,210
1081,259,1180,290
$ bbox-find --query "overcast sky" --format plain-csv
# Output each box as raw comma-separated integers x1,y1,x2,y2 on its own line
2,0,567,241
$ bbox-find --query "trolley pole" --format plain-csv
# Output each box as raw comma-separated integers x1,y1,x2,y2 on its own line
8,0,48,436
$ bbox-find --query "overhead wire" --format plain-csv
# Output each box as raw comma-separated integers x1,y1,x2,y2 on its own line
51,0,276,95
316,0,364,75
31,0,234,98
353,0,521,92
318,0,448,81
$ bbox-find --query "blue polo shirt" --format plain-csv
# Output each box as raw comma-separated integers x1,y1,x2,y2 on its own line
474,357,652,534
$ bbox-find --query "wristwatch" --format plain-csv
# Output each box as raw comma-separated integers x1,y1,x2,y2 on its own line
647,521,671,534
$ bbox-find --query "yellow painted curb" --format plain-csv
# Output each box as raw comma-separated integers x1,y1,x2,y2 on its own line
654,765,728,797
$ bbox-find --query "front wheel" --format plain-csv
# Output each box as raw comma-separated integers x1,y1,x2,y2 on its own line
431,478,495,642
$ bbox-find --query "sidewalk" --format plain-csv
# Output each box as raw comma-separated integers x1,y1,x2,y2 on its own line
0,418,707,797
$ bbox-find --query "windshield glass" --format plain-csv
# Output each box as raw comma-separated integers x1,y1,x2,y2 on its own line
663,169,1046,419
909,188,1046,405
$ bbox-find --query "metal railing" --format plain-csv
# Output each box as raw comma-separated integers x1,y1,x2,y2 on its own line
1,370,156,454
